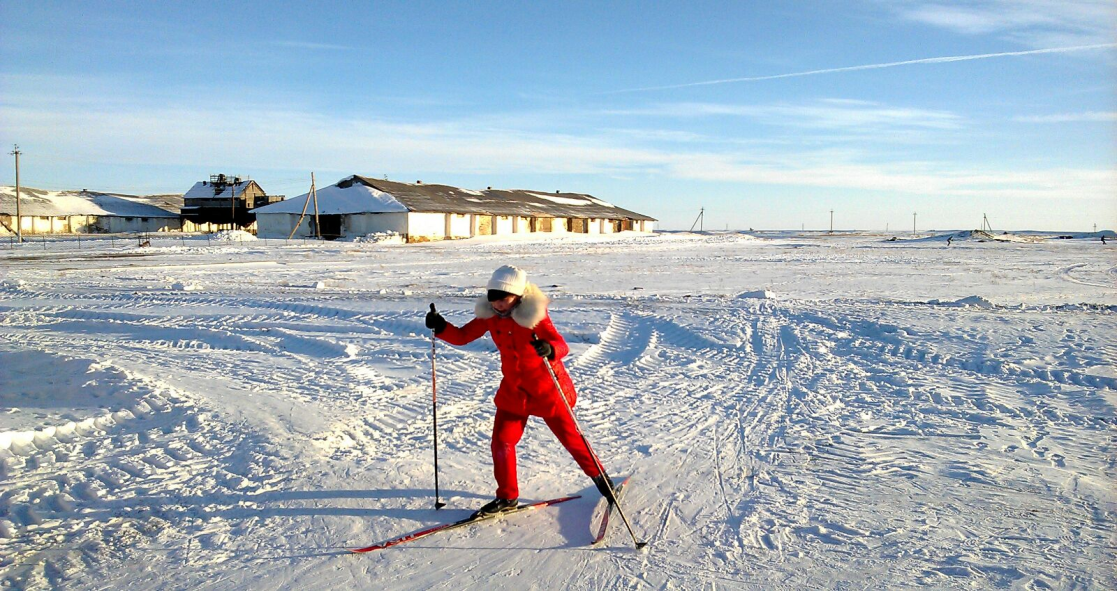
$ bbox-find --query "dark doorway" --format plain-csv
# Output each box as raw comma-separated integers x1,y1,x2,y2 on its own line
315,215,343,239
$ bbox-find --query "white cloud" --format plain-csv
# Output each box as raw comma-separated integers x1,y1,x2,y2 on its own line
664,152,1116,201
272,41,354,51
894,0,1117,47
1,91,1112,204
609,100,964,131
1014,111,1117,123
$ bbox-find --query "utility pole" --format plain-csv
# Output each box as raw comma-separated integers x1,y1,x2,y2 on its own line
230,176,237,230
913,212,917,235
829,210,834,234
10,145,22,243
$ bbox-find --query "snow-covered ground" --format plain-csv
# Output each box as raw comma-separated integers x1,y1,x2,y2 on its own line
1,231,1114,589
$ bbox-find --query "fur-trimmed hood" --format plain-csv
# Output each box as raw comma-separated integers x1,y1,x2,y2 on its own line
474,282,549,329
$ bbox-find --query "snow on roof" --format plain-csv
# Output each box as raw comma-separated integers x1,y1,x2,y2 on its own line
526,192,613,207
253,175,655,221
252,177,408,215
183,180,255,200
0,186,180,217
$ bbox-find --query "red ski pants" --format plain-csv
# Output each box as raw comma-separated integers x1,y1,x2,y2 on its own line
491,408,603,500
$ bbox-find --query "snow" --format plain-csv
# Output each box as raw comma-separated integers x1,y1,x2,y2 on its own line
253,178,408,215
735,289,772,300
0,186,178,217
208,229,258,242
1,231,1114,589
527,192,606,206
346,232,405,244
182,181,250,200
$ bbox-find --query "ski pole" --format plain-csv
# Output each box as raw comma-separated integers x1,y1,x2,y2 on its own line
534,334,647,550
431,304,446,510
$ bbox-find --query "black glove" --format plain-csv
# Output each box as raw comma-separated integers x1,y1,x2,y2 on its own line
530,339,554,359
425,304,447,334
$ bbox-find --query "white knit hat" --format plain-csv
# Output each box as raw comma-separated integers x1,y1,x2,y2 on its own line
487,265,528,296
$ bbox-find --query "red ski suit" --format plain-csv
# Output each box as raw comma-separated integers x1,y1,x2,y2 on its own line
436,284,602,499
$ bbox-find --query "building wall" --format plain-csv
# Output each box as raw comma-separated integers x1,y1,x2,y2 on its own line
253,210,655,241
568,218,590,233
256,213,301,238
348,212,409,237
102,217,180,233
472,214,493,236
259,211,411,239
404,212,444,241
446,213,471,238
0,215,178,235
182,220,236,233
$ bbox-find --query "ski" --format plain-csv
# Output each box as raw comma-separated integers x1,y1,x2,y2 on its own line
351,494,581,554
591,476,631,545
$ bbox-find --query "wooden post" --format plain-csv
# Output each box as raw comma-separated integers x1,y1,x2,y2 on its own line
311,173,321,239
288,173,317,240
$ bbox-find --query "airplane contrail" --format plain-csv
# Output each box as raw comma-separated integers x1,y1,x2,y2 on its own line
607,43,1117,94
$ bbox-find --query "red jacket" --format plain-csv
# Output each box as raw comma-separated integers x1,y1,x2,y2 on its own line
437,283,577,418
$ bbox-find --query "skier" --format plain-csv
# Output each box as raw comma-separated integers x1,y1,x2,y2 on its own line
425,265,613,516
1103,235,1107,245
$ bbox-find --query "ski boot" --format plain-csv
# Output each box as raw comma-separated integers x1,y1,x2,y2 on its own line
592,473,617,503
474,497,518,517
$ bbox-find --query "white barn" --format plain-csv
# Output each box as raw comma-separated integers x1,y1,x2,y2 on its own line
252,175,656,241
0,187,182,235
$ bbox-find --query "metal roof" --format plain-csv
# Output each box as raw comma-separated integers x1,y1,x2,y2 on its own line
261,175,655,221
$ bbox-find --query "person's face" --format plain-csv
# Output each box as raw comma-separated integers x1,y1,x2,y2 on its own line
491,293,520,313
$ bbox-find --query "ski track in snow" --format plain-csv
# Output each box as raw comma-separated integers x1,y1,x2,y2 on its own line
0,233,1114,589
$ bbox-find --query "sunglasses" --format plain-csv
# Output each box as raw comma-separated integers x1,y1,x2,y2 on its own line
488,289,516,302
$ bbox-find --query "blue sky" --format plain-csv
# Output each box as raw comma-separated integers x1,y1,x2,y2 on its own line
1,1,1114,231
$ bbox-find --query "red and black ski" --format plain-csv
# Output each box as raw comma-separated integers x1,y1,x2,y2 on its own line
591,476,631,545
351,495,581,553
